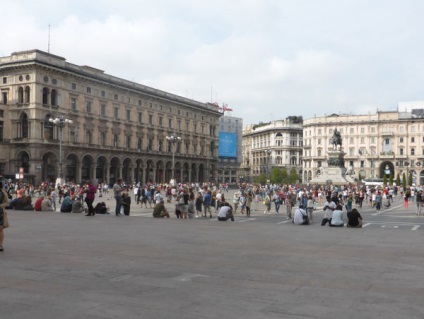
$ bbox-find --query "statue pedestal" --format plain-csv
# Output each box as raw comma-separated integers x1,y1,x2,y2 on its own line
309,150,356,186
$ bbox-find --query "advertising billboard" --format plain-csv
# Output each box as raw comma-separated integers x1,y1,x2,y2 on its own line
218,132,237,158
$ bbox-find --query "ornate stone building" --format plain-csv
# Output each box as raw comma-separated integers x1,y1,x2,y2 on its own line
241,117,303,182
303,106,424,185
0,49,221,185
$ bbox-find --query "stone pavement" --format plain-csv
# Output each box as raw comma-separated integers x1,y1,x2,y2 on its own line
1,196,424,318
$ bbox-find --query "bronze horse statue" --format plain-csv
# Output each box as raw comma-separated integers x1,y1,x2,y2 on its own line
330,129,342,150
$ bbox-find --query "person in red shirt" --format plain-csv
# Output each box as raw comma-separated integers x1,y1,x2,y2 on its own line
84,180,97,216
34,196,44,211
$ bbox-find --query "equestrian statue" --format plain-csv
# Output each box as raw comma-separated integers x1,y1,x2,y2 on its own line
330,127,342,150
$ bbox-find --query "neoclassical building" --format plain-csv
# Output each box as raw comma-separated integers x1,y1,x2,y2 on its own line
303,107,424,185
241,117,303,182
0,49,221,185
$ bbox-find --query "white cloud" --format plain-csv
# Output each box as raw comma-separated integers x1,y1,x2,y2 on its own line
1,0,424,125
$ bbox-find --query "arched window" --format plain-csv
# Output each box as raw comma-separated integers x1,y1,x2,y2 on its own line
113,134,118,147
24,86,30,103
411,148,415,156
400,148,404,155
18,87,24,104
20,113,29,138
42,87,49,105
291,156,297,165
51,89,57,106
318,149,322,156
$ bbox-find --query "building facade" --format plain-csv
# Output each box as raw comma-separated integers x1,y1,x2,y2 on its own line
241,117,303,182
303,107,424,185
217,115,242,184
0,49,221,185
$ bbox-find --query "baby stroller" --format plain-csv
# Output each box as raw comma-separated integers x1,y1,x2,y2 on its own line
383,198,391,210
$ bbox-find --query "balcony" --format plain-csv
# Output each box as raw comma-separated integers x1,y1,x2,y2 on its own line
380,151,395,159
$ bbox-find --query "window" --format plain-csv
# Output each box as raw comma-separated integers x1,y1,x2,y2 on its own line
400,137,404,143
20,113,29,138
18,87,24,103
85,131,92,144
159,117,163,126
411,126,416,133
71,83,76,90
178,120,181,130
371,127,375,133
411,148,415,156
126,109,131,120
411,137,415,143
24,86,30,103
51,89,57,106
0,121,3,141
400,148,404,155
149,115,153,125
1,92,7,104
138,112,142,123
168,118,172,128
126,136,131,148
318,129,321,134
114,94,118,100
138,100,142,106
101,90,106,97
71,98,77,110
400,126,404,132
194,124,197,133
360,137,364,144
317,139,321,145
99,132,105,146
350,137,354,144
137,137,142,149
371,137,375,144
385,138,390,145
100,104,106,116
114,107,119,118
42,87,49,105
87,87,91,94
318,149,321,156
0,110,3,117
113,134,118,147
360,127,365,133
350,128,354,134
86,101,92,113
360,161,364,168
2,77,7,84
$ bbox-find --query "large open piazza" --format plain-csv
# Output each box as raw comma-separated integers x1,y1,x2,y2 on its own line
1,197,423,319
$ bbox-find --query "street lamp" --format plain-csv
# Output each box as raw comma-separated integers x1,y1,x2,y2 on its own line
265,149,272,182
166,135,182,185
49,115,73,185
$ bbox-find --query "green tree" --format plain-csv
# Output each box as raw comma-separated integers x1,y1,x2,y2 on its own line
408,172,413,186
270,167,283,184
402,172,406,188
383,174,387,186
288,168,299,185
396,173,400,186
389,172,393,186
281,168,289,184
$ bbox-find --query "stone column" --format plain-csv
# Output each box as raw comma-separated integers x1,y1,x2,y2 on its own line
106,164,110,185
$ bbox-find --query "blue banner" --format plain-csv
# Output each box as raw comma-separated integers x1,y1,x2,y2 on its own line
218,132,237,158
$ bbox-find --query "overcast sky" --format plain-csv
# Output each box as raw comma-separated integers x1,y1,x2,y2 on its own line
2,0,424,125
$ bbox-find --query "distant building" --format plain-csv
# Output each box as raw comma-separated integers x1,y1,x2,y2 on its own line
242,117,303,182
303,104,424,185
0,49,221,185
218,115,242,184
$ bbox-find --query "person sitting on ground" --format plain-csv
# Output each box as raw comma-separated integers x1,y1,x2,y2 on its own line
72,197,88,214
60,194,73,213
293,204,309,225
94,202,109,214
321,195,336,226
41,196,54,212
347,208,363,228
217,202,234,221
153,199,170,218
34,196,44,211
330,204,344,227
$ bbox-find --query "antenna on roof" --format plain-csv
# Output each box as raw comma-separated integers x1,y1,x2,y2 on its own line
48,24,51,53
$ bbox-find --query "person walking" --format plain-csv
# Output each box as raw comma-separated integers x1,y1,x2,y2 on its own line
113,179,123,216
121,192,131,216
84,180,97,216
0,182,9,252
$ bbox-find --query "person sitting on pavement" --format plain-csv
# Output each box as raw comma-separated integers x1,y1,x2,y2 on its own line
321,195,336,226
41,196,54,211
72,197,88,214
217,202,234,221
34,196,44,211
60,194,73,213
293,204,309,225
94,202,109,214
347,208,363,228
153,199,170,218
330,204,344,227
